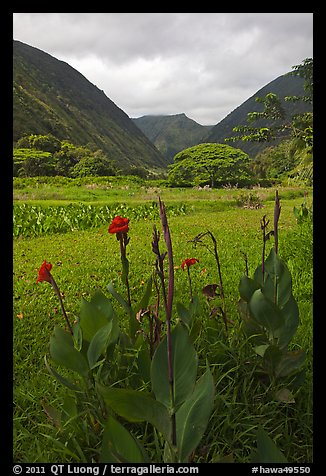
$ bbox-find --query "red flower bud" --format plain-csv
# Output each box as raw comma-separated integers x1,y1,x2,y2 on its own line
108,216,129,234
181,258,199,270
36,260,53,284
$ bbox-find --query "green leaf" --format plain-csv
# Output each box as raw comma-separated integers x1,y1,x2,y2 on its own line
97,384,171,441
151,324,198,411
276,295,300,349
44,355,82,392
262,345,283,377
275,350,305,378
107,281,130,313
239,276,260,302
176,302,192,327
100,415,147,463
135,275,153,313
263,249,292,308
49,327,89,377
79,289,114,342
249,289,284,334
254,426,288,463
87,321,113,369
176,369,215,463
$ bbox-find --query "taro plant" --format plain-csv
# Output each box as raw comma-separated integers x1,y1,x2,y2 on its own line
41,198,215,463
238,191,305,397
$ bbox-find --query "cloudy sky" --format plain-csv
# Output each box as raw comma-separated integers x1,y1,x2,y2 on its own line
13,13,313,125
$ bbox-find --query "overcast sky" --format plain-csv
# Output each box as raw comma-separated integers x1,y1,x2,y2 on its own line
13,13,313,125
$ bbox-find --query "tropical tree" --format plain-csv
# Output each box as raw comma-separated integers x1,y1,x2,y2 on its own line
168,143,251,187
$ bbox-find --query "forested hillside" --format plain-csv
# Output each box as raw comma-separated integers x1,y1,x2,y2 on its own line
13,40,167,171
133,113,212,161
205,73,312,156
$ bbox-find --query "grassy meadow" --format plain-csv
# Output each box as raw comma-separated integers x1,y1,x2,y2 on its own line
13,177,313,463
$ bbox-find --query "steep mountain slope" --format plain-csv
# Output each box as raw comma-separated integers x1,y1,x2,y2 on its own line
204,73,312,157
133,113,212,162
13,40,167,170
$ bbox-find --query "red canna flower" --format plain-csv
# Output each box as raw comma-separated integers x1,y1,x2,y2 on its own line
181,258,199,270
36,260,53,284
108,216,129,234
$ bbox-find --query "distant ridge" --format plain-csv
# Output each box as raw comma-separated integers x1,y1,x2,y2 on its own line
204,73,312,156
133,113,213,161
13,40,167,170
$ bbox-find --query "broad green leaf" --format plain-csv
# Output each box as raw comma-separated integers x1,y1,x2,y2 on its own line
135,275,153,313
87,321,113,369
151,324,198,411
79,289,114,342
254,426,288,463
100,415,147,463
262,345,283,377
44,355,82,392
50,327,89,377
249,289,284,334
176,302,192,327
263,249,292,308
239,276,260,302
97,384,171,441
275,350,305,378
276,295,300,349
107,281,130,313
176,369,215,463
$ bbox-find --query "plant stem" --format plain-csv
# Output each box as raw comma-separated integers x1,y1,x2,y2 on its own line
158,198,177,446
274,190,281,255
119,234,131,307
50,277,73,335
187,266,193,302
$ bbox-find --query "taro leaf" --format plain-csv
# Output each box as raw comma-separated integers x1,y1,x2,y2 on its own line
79,289,115,342
97,384,171,441
275,350,305,378
151,323,198,412
263,249,292,308
176,369,215,463
239,276,261,302
50,327,89,377
253,426,288,463
100,415,147,463
249,289,284,333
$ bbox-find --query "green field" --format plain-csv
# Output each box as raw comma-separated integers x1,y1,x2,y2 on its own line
13,177,313,463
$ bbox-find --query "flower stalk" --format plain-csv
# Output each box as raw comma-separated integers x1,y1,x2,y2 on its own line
152,198,176,447
36,261,73,335
108,216,131,307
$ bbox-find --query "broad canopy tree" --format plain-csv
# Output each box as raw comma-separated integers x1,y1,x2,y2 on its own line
168,143,251,187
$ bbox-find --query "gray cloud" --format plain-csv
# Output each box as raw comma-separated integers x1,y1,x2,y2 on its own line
13,13,313,124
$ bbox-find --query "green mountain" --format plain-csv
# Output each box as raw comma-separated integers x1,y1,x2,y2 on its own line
204,73,312,157
13,40,167,170
132,113,213,162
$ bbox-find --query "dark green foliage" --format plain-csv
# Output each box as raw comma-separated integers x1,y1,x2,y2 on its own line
133,113,213,161
13,135,117,178
206,73,312,157
168,142,252,187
